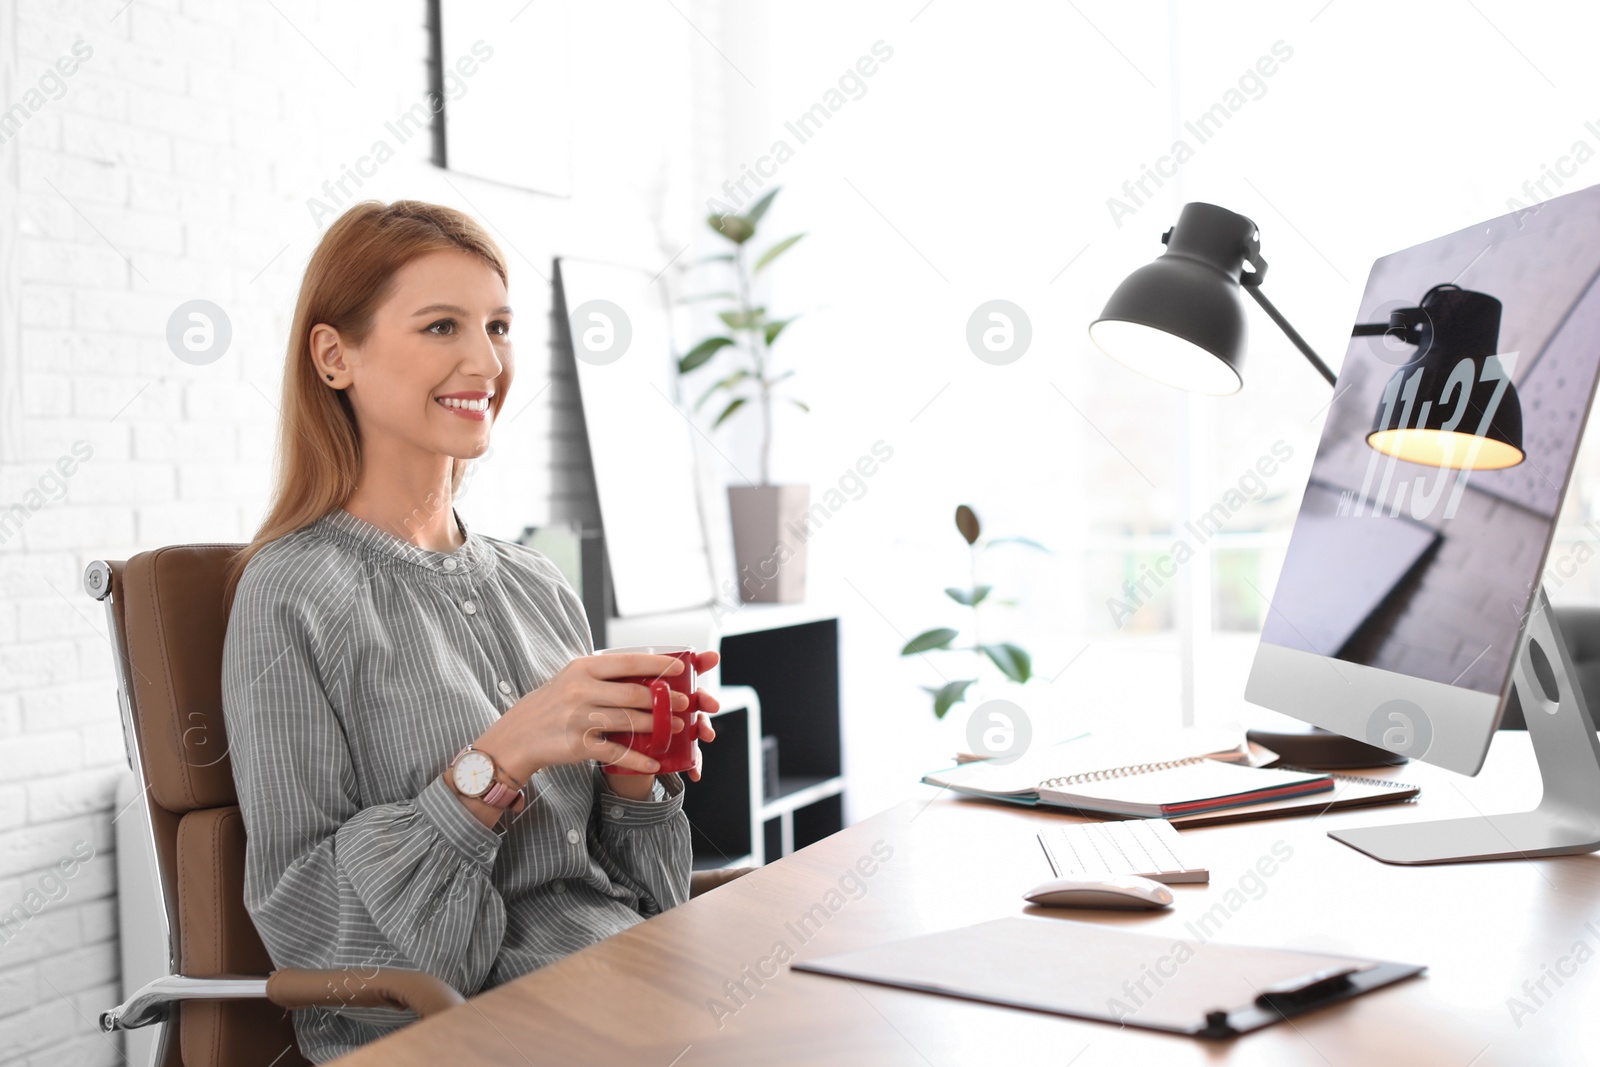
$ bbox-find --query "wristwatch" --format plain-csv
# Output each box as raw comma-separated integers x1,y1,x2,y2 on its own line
446,744,527,811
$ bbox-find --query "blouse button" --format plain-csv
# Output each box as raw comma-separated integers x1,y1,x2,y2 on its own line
566,828,580,844
497,679,513,695
442,558,458,572
461,599,477,615
553,881,566,893
605,806,623,819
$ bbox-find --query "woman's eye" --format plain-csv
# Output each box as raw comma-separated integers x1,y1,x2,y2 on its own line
427,319,510,337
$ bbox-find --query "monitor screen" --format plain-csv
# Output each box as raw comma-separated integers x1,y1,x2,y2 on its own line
1247,182,1600,773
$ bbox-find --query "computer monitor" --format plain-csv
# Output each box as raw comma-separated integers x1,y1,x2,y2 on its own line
1245,181,1600,864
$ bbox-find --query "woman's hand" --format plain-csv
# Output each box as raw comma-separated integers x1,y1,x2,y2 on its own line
474,652,687,780
476,649,721,784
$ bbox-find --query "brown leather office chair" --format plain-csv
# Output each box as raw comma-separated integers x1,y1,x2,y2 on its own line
89,544,467,1066
89,543,752,1066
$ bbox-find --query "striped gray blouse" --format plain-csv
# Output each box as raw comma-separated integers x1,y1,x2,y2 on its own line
220,505,690,1063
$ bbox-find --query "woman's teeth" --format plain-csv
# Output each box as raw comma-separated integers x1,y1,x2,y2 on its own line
436,397,490,412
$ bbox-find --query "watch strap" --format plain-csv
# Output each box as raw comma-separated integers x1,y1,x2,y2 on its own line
480,778,519,808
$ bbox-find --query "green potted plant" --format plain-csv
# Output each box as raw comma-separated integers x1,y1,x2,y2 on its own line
901,505,1049,719
678,186,809,603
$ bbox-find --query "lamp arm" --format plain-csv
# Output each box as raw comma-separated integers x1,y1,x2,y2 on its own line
1240,283,1338,388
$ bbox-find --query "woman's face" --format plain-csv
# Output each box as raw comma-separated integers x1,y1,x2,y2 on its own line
316,248,512,462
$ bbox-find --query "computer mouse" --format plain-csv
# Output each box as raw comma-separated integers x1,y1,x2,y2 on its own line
1022,874,1174,910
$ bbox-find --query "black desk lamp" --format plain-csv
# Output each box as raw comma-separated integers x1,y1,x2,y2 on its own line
1088,202,1336,394
1089,202,1526,767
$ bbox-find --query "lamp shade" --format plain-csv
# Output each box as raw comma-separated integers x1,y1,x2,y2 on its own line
1366,284,1524,471
1089,202,1260,395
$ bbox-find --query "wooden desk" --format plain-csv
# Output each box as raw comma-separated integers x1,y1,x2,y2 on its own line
332,732,1600,1066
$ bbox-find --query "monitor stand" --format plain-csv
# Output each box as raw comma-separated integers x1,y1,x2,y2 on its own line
1329,587,1600,865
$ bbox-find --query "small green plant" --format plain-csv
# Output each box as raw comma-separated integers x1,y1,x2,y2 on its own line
676,186,807,487
900,505,1049,719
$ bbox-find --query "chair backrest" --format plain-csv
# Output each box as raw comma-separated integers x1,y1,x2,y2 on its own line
104,544,310,1067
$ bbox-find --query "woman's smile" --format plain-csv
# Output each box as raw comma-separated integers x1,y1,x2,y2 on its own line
434,391,494,422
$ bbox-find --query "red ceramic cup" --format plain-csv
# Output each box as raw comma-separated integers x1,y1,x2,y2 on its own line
597,644,699,775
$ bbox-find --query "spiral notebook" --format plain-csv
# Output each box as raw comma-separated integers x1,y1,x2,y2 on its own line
1032,758,1332,818
923,732,1334,818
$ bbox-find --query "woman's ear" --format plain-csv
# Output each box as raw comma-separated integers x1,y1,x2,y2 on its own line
310,323,349,384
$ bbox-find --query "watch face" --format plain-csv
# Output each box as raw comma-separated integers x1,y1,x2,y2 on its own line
452,751,495,796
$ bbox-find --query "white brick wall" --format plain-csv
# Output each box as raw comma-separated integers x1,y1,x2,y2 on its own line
0,0,726,1063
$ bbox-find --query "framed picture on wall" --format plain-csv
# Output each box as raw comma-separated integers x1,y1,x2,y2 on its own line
430,0,573,197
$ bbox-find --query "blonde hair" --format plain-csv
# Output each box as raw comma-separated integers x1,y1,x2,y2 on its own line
224,200,510,604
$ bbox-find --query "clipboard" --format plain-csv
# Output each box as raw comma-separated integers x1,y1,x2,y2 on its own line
790,916,1425,1038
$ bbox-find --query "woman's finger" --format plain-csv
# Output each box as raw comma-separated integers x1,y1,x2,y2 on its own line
693,650,720,673
592,680,693,715
581,706,667,741
604,742,662,777
579,708,624,737
696,687,720,714
577,720,621,761
586,653,685,682
592,679,671,710
588,735,660,773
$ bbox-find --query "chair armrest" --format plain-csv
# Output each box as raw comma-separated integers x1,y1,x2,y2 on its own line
101,975,270,1032
689,865,756,898
266,967,465,1019
100,967,465,1034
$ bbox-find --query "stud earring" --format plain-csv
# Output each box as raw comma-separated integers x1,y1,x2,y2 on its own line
326,374,334,380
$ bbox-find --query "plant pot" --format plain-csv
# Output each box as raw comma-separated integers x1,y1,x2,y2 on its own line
727,484,810,603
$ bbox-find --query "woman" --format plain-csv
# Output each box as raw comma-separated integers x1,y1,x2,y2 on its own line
220,199,718,1063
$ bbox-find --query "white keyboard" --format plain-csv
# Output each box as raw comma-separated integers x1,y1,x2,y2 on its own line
1038,818,1209,884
